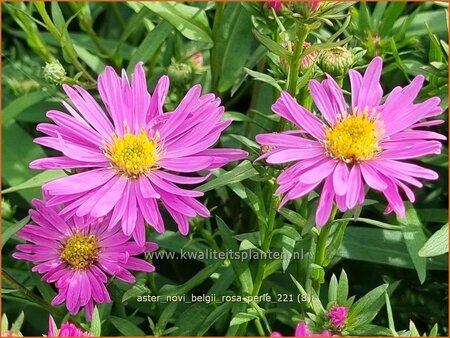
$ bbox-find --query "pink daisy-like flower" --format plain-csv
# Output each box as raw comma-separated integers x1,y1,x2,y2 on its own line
13,199,158,319
327,305,348,328
271,321,331,336
256,57,444,226
47,316,92,337
30,62,247,245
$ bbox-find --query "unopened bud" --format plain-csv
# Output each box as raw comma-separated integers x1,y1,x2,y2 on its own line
2,198,16,220
43,60,66,85
168,62,193,86
319,46,354,76
187,49,204,71
267,1,282,12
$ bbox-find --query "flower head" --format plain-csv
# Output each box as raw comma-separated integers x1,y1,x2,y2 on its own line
327,305,348,328
256,57,444,225
271,321,331,336
13,199,158,319
319,46,354,76
47,316,92,337
30,62,247,245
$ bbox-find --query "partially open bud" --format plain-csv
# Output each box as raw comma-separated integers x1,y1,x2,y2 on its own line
319,46,353,76
2,198,16,221
43,59,66,85
168,62,193,86
187,49,204,72
327,305,349,329
281,41,318,71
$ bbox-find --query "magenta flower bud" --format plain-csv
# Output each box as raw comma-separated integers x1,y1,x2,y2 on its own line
47,316,92,337
327,305,349,328
267,1,282,12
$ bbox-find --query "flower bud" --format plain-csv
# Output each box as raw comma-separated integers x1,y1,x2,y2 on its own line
187,49,204,72
168,62,193,86
267,1,282,12
43,60,66,85
327,305,349,329
319,46,354,76
2,198,16,220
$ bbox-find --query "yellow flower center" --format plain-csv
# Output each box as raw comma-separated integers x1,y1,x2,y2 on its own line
325,113,381,163
60,232,99,270
107,130,159,178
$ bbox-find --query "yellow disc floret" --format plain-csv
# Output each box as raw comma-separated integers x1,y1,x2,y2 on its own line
325,113,381,163
107,130,159,178
60,232,99,270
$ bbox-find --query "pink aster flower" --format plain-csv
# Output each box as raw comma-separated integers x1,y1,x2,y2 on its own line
327,305,348,328
47,316,92,337
13,199,158,319
271,321,331,336
30,62,247,245
256,57,444,226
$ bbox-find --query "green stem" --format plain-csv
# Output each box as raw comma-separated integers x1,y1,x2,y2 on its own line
2,270,82,327
244,58,266,138
312,205,338,293
278,24,309,131
209,2,225,94
255,319,266,336
34,2,96,83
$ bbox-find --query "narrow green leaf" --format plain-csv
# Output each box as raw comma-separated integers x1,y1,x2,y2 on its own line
127,21,173,73
217,216,253,293
3,91,53,125
110,316,145,336
337,270,349,305
196,302,233,336
230,312,258,326
252,29,290,58
10,312,24,333
90,307,101,336
419,223,448,257
197,160,259,193
347,284,389,328
399,203,428,283
2,217,29,249
140,2,212,43
328,274,338,306
217,3,254,92
2,170,67,194
244,68,283,92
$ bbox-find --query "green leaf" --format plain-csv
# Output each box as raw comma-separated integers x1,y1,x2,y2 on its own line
229,312,258,326
122,283,151,303
51,2,65,31
2,216,29,249
3,91,53,125
140,2,212,43
399,203,428,283
279,208,307,229
252,29,290,58
328,274,338,305
127,21,173,73
217,3,254,93
73,44,106,74
10,312,24,333
196,302,233,336
337,270,349,305
419,223,448,257
280,235,296,271
347,284,389,328
337,226,446,271
379,2,407,37
244,68,283,92
1,314,8,334
217,216,253,293
2,170,67,194
409,320,420,336
160,260,224,297
110,316,145,336
197,160,259,193
90,307,101,336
